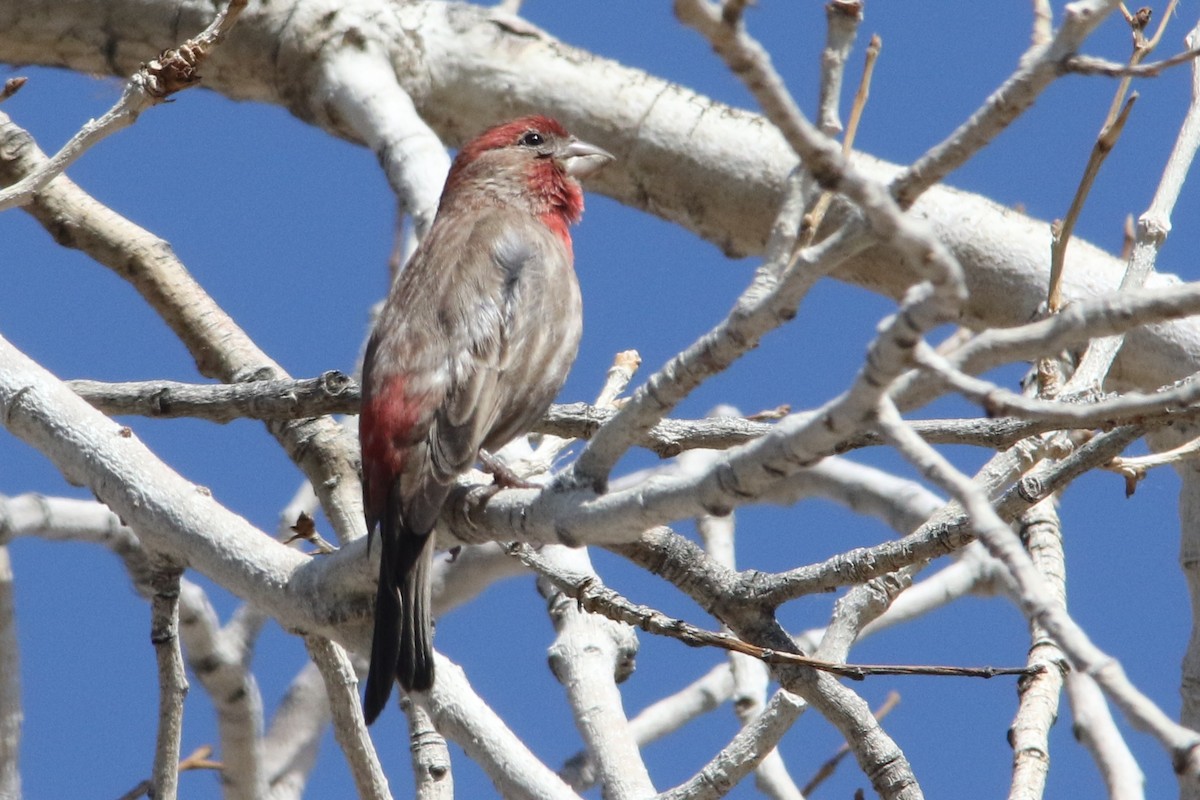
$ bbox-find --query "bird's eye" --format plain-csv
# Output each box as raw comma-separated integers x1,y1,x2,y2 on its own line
519,131,545,147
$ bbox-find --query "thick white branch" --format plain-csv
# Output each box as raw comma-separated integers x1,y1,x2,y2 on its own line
1,0,1195,395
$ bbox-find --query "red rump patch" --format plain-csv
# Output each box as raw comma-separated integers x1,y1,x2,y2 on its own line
360,375,424,525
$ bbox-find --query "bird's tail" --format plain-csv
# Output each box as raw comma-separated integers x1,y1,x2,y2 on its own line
364,550,401,725
363,524,435,724
398,533,435,693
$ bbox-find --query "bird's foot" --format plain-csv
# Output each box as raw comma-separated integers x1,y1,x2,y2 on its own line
478,449,540,490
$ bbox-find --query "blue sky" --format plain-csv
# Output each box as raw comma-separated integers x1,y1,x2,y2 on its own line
2,1,1199,797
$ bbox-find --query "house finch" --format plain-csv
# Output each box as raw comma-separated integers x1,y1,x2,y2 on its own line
360,116,613,723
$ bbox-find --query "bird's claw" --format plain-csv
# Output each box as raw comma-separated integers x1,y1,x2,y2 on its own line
478,449,540,490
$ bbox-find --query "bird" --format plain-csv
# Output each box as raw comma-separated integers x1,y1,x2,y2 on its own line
359,115,613,723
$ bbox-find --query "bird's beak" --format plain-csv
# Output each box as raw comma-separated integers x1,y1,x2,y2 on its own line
559,138,615,178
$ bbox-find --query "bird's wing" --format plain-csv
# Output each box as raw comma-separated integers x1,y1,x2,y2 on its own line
363,209,567,535
419,216,549,487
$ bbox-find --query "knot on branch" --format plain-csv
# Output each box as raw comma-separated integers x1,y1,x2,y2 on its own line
143,44,206,99
317,369,355,396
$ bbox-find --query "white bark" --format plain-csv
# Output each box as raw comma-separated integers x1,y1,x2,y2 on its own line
0,0,1194,396
5,1,1200,797
0,548,20,800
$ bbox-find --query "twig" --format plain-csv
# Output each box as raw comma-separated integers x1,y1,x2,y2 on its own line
1047,93,1137,312
1104,1,1178,123
801,33,881,246
148,560,189,800
658,689,807,800
816,0,864,138
1068,19,1200,390
512,544,1039,681
1064,45,1200,76
894,279,1200,410
843,34,881,165
747,423,1142,608
801,691,900,796
1048,1,1177,314
0,0,248,211
892,0,1123,209
874,399,1200,783
66,374,1070,454
178,745,222,772
596,350,641,410
915,342,1200,430
0,112,365,544
115,746,221,800
68,372,358,423
1109,435,1200,495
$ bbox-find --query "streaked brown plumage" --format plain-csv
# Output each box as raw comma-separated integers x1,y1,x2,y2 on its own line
360,116,612,723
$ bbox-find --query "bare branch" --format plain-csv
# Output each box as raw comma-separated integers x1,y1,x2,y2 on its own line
875,399,1200,785
658,690,806,800
315,44,448,237
304,637,392,800
801,692,901,797
261,662,330,798
560,665,735,791
1067,671,1146,798
816,0,864,138
404,696,453,800
745,423,1142,607
1064,45,1200,76
1048,93,1137,313
0,112,365,544
1007,500,1069,800
1070,20,1200,388
517,543,1036,680
1031,0,1053,46
0,548,20,800
424,657,580,800
0,0,248,211
538,547,651,800
892,0,1123,208
148,561,189,800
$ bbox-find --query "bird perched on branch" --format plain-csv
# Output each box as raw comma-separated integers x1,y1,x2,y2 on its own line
359,116,613,723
